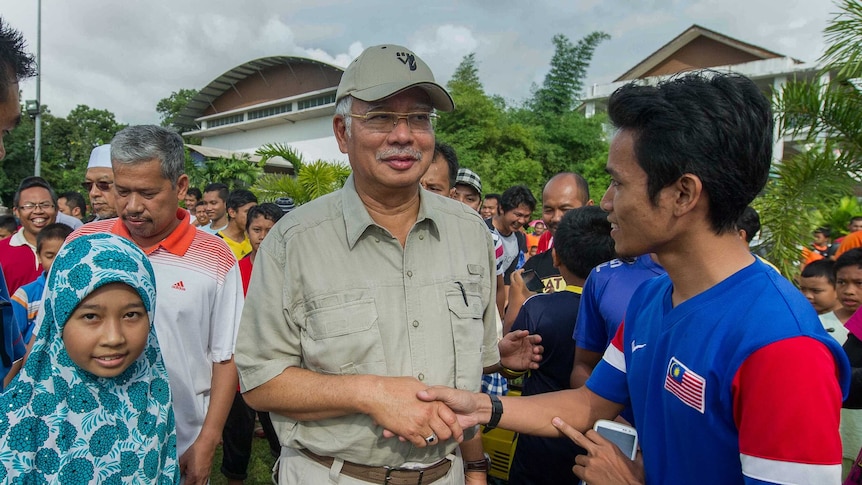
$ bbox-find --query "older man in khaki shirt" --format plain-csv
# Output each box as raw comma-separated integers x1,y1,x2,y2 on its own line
236,45,513,485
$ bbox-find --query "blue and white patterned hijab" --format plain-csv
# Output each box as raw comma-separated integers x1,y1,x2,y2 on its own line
0,233,179,484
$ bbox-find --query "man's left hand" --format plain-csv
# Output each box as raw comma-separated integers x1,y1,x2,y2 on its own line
552,417,645,485
178,433,220,485
499,330,542,372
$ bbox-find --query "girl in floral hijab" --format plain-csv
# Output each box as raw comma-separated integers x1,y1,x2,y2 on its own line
0,233,178,483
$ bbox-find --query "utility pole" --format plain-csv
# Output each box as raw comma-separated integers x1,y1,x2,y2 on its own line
34,0,42,176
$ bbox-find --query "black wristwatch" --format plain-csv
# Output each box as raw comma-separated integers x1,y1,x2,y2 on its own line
484,394,503,430
463,454,491,473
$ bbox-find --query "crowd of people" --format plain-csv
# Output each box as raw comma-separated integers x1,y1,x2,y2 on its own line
0,14,858,485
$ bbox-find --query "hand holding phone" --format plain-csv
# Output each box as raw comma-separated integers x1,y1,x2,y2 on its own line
520,269,545,293
592,419,638,460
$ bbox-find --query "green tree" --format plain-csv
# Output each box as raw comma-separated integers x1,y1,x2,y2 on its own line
157,88,199,128
530,32,610,116
187,153,265,191
251,143,350,205
764,0,862,277
436,53,544,197
1,104,125,203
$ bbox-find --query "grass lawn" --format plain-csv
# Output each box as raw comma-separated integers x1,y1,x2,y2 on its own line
210,436,278,485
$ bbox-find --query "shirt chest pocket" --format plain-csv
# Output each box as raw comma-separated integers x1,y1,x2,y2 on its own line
446,290,485,392
300,299,387,375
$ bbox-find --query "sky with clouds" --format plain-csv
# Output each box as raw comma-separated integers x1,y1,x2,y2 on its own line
3,0,841,125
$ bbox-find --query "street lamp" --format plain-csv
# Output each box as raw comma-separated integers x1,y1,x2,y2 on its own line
24,100,39,118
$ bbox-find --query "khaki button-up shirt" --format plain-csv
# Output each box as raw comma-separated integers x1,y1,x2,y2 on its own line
236,175,499,466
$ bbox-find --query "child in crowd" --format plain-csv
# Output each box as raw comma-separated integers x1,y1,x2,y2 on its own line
0,233,178,483
11,223,72,345
834,249,862,477
799,259,848,344
0,215,17,239
222,203,284,484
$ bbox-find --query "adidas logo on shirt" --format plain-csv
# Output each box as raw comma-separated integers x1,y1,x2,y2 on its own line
172,281,186,291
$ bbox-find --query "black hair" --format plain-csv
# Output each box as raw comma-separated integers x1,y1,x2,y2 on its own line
194,200,206,209
736,206,760,243
245,203,284,232
814,226,832,238
484,194,500,204
835,248,862,276
801,259,836,286
499,185,537,213
607,72,773,234
14,176,57,208
0,18,36,102
0,215,16,234
35,223,72,254
186,187,202,201
59,191,87,219
203,182,229,203
554,206,615,279
226,189,258,212
433,142,459,189
850,216,862,225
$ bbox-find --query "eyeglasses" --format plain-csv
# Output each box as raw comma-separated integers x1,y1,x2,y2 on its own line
17,202,55,211
81,181,113,192
348,111,438,133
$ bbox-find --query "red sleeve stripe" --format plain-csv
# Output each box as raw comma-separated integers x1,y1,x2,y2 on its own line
741,454,840,484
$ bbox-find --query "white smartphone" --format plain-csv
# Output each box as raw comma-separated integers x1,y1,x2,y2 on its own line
592,419,638,460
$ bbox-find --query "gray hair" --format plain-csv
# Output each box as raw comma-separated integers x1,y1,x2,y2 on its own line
110,125,185,187
334,96,353,138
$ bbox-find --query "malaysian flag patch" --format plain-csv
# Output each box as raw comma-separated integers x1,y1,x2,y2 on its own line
664,357,706,413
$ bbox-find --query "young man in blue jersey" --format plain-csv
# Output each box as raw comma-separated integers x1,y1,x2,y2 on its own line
418,72,850,484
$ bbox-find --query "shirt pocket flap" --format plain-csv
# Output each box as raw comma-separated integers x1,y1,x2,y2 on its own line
446,292,484,320
304,299,378,340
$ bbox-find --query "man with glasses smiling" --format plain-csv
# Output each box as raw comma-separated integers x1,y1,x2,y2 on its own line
236,45,539,485
82,144,118,221
0,177,58,294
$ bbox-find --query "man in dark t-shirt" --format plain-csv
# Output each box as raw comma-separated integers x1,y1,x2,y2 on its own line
504,172,592,330
509,206,614,485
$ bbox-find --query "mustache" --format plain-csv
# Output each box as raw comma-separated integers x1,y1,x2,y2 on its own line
376,148,423,161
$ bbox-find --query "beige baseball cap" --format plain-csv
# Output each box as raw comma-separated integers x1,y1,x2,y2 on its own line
336,44,454,112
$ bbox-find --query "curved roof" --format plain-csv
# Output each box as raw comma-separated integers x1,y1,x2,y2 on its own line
174,56,344,130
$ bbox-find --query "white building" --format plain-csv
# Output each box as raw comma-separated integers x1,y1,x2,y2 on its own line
580,24,827,162
175,56,347,171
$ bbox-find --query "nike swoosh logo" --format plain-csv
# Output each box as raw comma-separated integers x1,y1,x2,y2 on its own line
631,341,647,353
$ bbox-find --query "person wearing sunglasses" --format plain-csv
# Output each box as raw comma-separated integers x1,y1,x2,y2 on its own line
83,144,118,221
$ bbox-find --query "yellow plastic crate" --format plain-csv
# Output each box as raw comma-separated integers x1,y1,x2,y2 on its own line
481,388,520,481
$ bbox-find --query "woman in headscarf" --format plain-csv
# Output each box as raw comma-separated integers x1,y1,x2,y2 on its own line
0,232,178,484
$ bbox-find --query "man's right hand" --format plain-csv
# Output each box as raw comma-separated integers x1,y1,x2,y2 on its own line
367,377,464,447
416,386,487,429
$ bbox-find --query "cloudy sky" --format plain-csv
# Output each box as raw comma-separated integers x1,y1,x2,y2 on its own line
4,0,841,125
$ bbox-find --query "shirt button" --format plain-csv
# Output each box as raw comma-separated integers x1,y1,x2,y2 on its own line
412,320,419,328
419,234,424,240
375,238,380,243
418,373,425,381
407,270,413,277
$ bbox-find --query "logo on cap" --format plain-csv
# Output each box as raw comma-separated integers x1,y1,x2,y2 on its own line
397,52,417,71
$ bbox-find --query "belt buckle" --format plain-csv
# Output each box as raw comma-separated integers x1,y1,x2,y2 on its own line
383,466,424,485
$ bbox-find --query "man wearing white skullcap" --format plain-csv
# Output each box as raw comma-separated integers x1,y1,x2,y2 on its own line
83,144,117,220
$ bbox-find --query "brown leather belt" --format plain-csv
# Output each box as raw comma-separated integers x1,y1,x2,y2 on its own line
299,449,452,485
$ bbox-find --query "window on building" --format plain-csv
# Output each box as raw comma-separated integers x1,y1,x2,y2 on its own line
297,93,336,111
248,104,293,120
207,113,245,128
